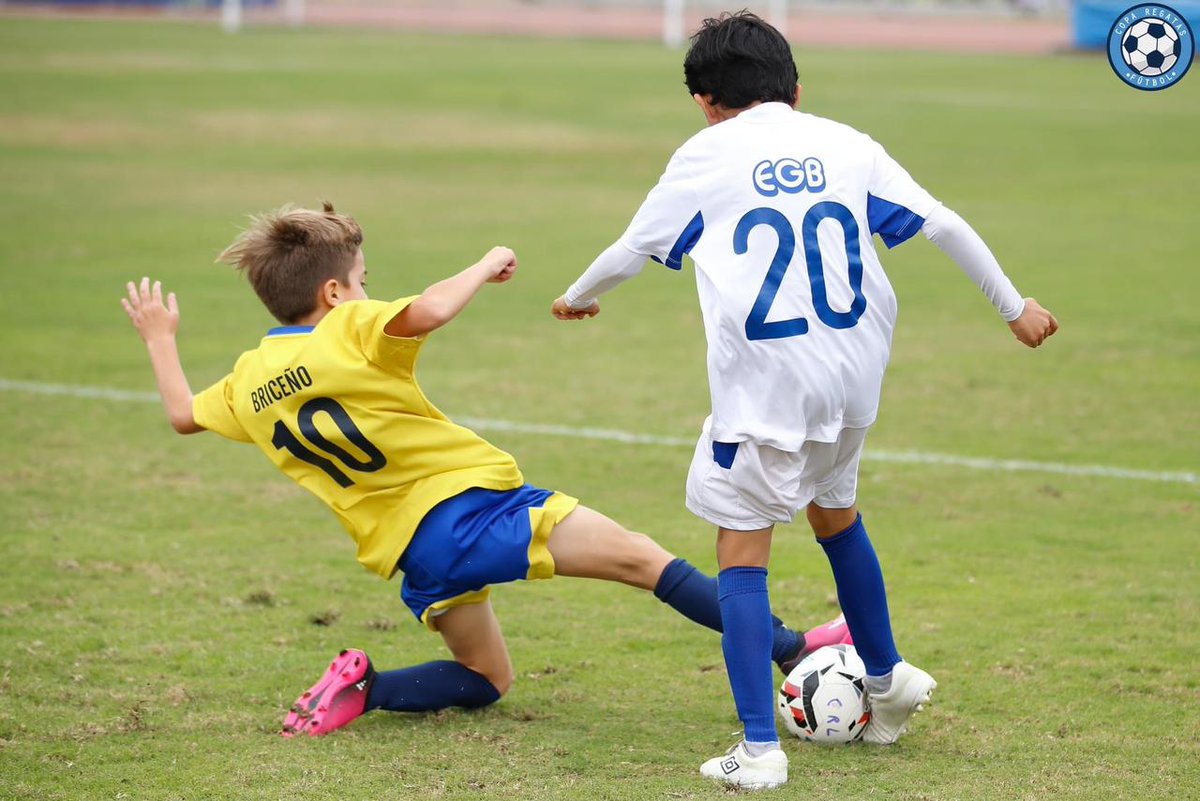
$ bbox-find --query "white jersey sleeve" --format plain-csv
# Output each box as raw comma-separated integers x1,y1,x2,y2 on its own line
865,140,942,249
922,206,1026,322
618,149,706,270
562,240,646,309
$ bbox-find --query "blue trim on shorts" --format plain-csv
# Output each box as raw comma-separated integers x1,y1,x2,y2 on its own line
713,441,740,470
397,485,554,622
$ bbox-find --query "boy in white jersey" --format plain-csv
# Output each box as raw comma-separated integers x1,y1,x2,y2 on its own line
121,202,846,744
552,12,1057,790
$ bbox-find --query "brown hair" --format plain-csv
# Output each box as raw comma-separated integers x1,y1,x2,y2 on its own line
218,202,364,324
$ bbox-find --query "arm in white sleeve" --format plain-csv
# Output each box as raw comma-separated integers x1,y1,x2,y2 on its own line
922,205,1026,322
562,240,647,309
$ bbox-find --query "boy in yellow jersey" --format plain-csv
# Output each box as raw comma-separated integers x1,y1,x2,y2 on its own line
121,202,849,738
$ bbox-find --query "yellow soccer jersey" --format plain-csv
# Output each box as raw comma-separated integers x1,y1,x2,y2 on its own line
192,297,525,578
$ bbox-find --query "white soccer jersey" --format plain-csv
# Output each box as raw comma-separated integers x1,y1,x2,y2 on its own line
618,103,941,449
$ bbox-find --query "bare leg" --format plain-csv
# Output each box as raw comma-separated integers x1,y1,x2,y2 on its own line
716,525,773,568
432,600,515,696
547,507,803,666
545,505,674,590
807,502,859,539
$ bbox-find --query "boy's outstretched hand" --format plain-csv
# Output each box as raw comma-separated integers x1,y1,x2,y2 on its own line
551,296,600,320
122,277,180,342
1008,297,1058,348
481,246,518,283
119,276,200,434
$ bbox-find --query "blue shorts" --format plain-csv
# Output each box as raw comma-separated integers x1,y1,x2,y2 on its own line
398,484,579,629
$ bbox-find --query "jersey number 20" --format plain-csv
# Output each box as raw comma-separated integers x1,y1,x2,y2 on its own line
738,202,866,341
271,397,387,487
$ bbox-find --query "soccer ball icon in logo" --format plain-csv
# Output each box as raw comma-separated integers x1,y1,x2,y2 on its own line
1107,5,1194,90
777,644,869,743
1121,19,1181,76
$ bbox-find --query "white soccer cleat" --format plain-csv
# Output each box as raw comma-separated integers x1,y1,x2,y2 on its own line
862,661,936,745
699,740,788,790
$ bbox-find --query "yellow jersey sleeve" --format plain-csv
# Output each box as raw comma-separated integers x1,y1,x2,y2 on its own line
352,295,425,370
193,372,253,442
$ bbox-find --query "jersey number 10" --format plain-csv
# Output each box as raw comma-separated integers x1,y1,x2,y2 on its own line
738,201,866,341
271,397,387,487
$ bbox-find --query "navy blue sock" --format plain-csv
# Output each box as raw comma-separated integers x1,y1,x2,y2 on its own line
718,567,778,744
365,660,500,713
655,558,800,665
817,514,902,677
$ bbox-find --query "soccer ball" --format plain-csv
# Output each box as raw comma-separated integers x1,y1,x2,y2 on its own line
1121,20,1181,77
777,644,869,743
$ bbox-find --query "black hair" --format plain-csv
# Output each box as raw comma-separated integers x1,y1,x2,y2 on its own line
683,11,798,110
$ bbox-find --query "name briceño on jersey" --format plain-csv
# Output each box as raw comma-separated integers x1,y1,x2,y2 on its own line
752,157,827,197
251,365,314,413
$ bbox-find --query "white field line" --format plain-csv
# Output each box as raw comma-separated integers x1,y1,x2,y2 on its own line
2,378,1196,486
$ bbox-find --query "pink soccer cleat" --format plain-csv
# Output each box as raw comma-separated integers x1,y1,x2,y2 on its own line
281,649,375,738
779,614,854,675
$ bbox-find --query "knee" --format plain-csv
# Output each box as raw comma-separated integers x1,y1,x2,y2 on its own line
715,526,772,568
464,658,514,699
487,665,514,698
808,503,859,539
615,530,673,587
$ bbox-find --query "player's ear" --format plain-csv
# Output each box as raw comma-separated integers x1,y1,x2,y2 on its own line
792,84,802,108
319,277,342,308
693,93,722,127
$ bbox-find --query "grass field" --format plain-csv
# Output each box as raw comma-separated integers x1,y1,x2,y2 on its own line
1,17,1197,801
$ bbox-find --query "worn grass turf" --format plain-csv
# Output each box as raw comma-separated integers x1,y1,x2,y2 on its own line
0,18,1197,801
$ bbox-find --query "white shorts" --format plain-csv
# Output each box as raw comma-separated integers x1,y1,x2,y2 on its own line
685,419,869,531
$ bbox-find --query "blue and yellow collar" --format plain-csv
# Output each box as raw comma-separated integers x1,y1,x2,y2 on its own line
265,325,314,337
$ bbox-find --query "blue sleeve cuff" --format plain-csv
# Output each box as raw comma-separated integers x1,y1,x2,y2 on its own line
867,193,925,249
662,211,705,270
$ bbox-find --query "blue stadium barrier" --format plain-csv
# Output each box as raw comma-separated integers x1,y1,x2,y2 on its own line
1074,1,1200,48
